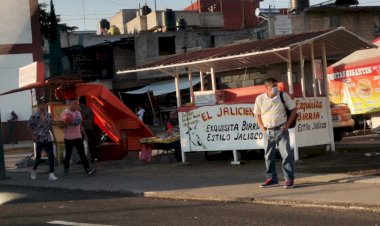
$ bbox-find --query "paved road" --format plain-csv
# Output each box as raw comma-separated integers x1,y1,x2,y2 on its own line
0,185,379,226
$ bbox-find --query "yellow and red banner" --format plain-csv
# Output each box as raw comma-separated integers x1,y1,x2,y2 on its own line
327,57,380,115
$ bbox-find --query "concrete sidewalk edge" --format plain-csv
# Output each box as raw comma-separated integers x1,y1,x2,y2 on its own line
1,180,380,213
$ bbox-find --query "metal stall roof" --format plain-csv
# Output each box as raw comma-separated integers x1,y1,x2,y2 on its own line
117,27,376,76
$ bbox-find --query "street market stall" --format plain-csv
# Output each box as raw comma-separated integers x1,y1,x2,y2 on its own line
327,39,380,133
1,75,154,161
117,27,376,164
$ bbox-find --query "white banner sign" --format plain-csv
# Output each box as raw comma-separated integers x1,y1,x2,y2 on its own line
294,97,331,147
19,61,44,88
179,98,332,152
179,104,263,152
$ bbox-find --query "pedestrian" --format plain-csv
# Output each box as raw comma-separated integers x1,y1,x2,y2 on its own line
137,105,145,121
79,96,97,163
28,99,57,181
165,110,181,162
253,78,297,189
7,110,18,144
165,110,179,135
60,100,95,176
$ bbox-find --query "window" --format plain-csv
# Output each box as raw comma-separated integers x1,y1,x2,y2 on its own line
159,36,176,55
330,16,340,28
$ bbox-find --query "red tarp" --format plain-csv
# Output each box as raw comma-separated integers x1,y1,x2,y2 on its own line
223,83,293,103
75,83,154,143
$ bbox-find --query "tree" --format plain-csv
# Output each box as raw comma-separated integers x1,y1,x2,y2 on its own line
39,1,77,43
39,0,78,76
49,0,58,42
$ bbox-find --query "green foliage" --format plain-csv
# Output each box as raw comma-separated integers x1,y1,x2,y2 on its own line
39,1,77,44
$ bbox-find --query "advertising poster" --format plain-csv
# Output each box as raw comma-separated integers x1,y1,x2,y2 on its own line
327,63,380,114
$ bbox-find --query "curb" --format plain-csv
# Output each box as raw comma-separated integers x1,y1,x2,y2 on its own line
143,191,380,213
1,179,380,212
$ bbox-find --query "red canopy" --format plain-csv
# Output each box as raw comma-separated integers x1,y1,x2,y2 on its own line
75,83,154,143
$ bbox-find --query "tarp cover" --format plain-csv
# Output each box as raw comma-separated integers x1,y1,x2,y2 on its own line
125,77,200,96
76,83,154,143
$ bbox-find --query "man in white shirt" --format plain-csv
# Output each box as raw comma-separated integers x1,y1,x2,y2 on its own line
137,106,145,121
253,78,297,189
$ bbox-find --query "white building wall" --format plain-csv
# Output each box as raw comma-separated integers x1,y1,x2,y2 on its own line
0,54,33,121
0,0,32,45
0,0,35,122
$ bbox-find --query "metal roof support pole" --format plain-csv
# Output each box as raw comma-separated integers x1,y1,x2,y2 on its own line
200,71,205,91
210,67,216,91
299,46,306,98
0,113,7,180
175,68,181,107
321,42,335,152
310,42,317,97
188,68,194,103
287,49,294,95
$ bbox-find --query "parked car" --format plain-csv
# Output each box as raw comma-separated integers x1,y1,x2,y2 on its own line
330,103,355,141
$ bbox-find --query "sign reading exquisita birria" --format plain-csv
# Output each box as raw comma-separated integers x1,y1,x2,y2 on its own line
179,99,331,152
179,104,263,152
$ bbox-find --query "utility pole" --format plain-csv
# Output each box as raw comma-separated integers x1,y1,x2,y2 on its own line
82,0,87,30
0,112,8,180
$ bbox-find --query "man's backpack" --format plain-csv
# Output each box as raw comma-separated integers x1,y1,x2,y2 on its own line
279,92,297,128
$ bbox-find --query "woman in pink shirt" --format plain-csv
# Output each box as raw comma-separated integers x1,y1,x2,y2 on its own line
61,101,95,176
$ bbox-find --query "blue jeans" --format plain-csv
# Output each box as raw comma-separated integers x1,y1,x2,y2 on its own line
33,142,55,173
264,128,294,181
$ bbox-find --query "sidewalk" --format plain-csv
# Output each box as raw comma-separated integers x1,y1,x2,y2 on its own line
1,137,380,211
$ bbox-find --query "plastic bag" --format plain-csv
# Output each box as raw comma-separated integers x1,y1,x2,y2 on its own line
83,140,89,157
140,144,152,163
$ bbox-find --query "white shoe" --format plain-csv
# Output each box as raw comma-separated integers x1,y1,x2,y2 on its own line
31,170,37,180
48,173,58,181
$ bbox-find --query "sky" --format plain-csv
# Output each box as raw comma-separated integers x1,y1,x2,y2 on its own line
38,0,380,31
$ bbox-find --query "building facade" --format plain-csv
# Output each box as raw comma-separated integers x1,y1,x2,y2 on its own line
0,0,42,143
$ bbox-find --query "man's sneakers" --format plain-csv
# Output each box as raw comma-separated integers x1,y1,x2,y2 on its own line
30,170,37,180
283,179,294,189
86,168,96,176
260,178,280,188
48,173,58,181
259,178,295,188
